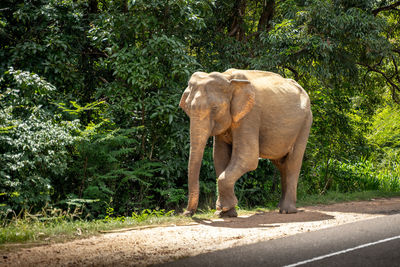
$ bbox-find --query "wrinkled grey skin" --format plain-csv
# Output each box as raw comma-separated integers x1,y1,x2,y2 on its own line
179,69,312,217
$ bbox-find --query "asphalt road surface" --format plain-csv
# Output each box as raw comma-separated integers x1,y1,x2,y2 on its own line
162,213,400,267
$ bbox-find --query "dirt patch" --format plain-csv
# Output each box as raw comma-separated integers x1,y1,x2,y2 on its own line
2,197,400,266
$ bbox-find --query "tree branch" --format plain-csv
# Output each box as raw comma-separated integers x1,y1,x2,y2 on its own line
357,62,400,103
283,65,299,80
372,1,400,16
392,55,400,84
228,24,240,37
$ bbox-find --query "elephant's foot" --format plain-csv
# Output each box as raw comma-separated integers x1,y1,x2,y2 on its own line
214,207,238,218
278,201,297,214
216,194,238,212
182,210,195,217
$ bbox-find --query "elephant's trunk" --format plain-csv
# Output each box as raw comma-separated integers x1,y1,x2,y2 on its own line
186,117,211,215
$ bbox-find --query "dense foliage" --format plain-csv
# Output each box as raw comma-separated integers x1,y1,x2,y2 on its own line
1,0,399,218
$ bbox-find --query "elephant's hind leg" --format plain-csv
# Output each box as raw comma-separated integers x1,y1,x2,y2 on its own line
275,117,312,214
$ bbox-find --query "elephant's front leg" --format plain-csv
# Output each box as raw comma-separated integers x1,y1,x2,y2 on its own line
213,135,232,178
215,128,259,217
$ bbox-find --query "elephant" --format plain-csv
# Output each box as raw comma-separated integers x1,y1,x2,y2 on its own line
179,69,312,217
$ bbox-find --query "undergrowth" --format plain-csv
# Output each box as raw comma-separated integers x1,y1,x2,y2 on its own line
0,207,180,246
2,190,400,247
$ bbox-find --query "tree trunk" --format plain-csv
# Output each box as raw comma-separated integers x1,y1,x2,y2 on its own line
257,0,275,33
228,0,247,41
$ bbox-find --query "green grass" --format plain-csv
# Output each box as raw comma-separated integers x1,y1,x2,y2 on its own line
0,214,194,249
297,190,400,206
2,190,400,249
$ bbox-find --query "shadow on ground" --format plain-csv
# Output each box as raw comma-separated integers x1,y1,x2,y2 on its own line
192,198,400,229
192,210,334,229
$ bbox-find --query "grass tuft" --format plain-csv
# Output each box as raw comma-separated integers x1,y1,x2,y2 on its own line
297,190,400,206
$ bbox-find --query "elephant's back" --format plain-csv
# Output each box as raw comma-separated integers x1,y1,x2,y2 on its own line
254,75,310,112
226,69,309,104
225,68,282,81
226,68,311,118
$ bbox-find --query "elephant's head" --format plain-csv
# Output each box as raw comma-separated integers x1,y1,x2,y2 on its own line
179,71,255,215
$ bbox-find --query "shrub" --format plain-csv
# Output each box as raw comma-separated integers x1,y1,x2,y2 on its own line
0,69,77,216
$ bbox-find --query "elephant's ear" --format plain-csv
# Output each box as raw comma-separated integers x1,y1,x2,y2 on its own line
179,88,191,116
230,79,255,123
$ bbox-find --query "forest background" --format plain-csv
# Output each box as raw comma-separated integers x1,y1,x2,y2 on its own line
1,0,400,219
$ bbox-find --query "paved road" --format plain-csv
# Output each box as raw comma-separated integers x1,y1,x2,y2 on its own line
161,214,400,267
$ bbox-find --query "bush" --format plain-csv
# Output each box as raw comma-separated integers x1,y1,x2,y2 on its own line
0,69,77,216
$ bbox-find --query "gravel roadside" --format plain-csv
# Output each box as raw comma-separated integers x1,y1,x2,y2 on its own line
2,197,400,266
